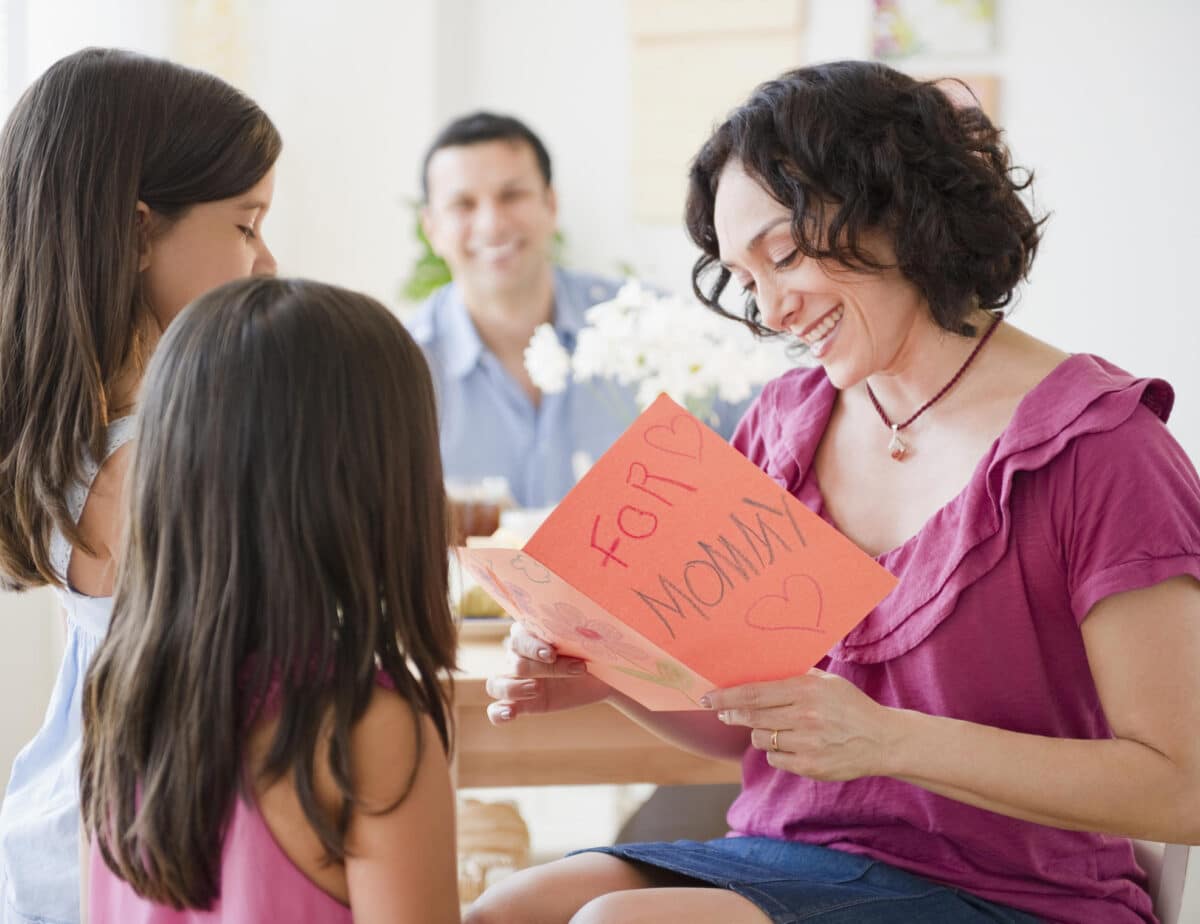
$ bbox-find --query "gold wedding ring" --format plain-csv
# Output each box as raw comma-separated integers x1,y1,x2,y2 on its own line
770,729,780,752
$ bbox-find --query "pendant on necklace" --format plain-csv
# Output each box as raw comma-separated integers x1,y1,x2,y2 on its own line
887,424,908,461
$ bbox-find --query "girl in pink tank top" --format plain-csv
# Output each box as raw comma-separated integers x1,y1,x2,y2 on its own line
81,278,461,923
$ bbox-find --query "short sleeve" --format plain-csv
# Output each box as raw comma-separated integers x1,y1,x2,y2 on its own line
730,383,776,471
1054,403,1200,622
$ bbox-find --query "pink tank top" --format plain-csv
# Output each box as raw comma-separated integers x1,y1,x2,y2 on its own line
88,790,352,923
88,670,409,921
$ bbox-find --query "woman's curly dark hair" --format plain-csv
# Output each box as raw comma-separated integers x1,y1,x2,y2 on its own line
686,60,1046,337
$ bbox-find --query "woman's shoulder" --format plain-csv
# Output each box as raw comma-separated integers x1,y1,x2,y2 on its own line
1007,352,1176,452
1003,351,1195,524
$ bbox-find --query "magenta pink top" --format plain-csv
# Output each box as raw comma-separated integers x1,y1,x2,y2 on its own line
88,789,352,924
727,354,1200,924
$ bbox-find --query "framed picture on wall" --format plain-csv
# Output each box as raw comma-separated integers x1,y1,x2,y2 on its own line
872,0,996,59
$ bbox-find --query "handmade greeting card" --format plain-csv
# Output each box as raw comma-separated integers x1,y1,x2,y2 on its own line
458,395,897,710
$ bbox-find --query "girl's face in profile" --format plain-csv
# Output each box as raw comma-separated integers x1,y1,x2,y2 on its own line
139,167,278,329
712,160,927,391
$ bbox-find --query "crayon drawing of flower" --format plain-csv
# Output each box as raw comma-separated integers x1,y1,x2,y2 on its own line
501,581,537,619
612,659,704,706
466,560,512,607
536,601,651,665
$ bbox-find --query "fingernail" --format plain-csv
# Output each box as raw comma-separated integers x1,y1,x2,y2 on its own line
497,706,513,721
699,695,712,709
537,647,554,663
567,660,586,675
717,710,729,723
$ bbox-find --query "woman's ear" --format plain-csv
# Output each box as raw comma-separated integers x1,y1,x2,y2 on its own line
135,201,153,272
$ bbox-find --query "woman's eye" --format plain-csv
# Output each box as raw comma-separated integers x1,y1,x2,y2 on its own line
773,248,800,270
730,272,755,294
238,225,257,240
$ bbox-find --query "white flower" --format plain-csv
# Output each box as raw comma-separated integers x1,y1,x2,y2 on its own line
523,323,571,394
571,450,594,482
524,278,794,423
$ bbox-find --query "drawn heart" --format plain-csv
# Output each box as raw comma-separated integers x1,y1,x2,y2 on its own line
643,414,703,461
510,553,552,584
744,574,825,633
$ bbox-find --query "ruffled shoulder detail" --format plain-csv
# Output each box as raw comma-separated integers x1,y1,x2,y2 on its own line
743,355,1176,664
736,364,836,495
830,354,1174,663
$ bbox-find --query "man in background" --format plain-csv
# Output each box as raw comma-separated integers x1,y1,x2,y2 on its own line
409,111,740,846
409,111,636,509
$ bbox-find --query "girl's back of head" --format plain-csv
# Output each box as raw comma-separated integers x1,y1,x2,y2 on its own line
0,47,281,588
81,277,457,909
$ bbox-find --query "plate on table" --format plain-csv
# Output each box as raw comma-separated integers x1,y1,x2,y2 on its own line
457,615,513,641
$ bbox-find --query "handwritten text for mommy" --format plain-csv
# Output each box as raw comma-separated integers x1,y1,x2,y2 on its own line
586,413,809,643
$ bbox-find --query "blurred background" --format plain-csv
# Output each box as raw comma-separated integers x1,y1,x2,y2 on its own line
2,0,1198,855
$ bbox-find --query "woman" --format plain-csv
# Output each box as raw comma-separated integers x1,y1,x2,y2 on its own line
467,61,1200,924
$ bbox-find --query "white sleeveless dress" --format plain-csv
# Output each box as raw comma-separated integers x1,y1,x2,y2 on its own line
0,418,136,924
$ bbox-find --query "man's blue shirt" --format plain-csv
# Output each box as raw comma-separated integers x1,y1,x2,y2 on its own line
408,267,745,508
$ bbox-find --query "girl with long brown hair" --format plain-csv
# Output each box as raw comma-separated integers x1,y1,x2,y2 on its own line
81,277,460,922
0,48,279,924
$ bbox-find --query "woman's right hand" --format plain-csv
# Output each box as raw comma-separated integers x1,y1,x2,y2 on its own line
485,623,613,725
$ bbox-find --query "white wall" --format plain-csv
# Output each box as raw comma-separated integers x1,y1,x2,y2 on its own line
0,590,59,787
241,0,440,308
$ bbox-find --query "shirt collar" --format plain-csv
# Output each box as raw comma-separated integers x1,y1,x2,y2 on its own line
441,267,582,378
548,266,588,344
438,282,486,379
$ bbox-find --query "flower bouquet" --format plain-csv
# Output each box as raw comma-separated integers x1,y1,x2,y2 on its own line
523,279,794,425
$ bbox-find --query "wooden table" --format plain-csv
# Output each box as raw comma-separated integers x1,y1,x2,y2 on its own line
453,638,741,788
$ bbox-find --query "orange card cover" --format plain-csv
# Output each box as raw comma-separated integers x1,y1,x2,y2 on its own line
462,395,897,709
527,395,896,684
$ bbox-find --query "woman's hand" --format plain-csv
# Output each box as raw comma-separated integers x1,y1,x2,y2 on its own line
485,623,613,725
705,668,898,781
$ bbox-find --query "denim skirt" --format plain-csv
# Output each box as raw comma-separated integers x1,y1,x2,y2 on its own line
577,837,1042,923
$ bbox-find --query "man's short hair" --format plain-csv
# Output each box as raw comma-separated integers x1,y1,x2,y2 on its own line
421,111,553,201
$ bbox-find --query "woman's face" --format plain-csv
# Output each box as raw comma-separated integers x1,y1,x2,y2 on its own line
712,161,927,390
139,166,278,329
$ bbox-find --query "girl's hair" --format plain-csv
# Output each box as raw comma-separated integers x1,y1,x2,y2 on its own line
80,278,457,910
686,60,1045,338
0,47,281,589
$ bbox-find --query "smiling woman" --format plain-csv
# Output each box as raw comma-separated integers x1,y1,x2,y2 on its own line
468,60,1200,924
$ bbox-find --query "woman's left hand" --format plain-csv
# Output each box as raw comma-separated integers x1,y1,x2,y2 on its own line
704,669,898,781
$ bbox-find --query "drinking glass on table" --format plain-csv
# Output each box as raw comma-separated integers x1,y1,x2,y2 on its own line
446,477,513,545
